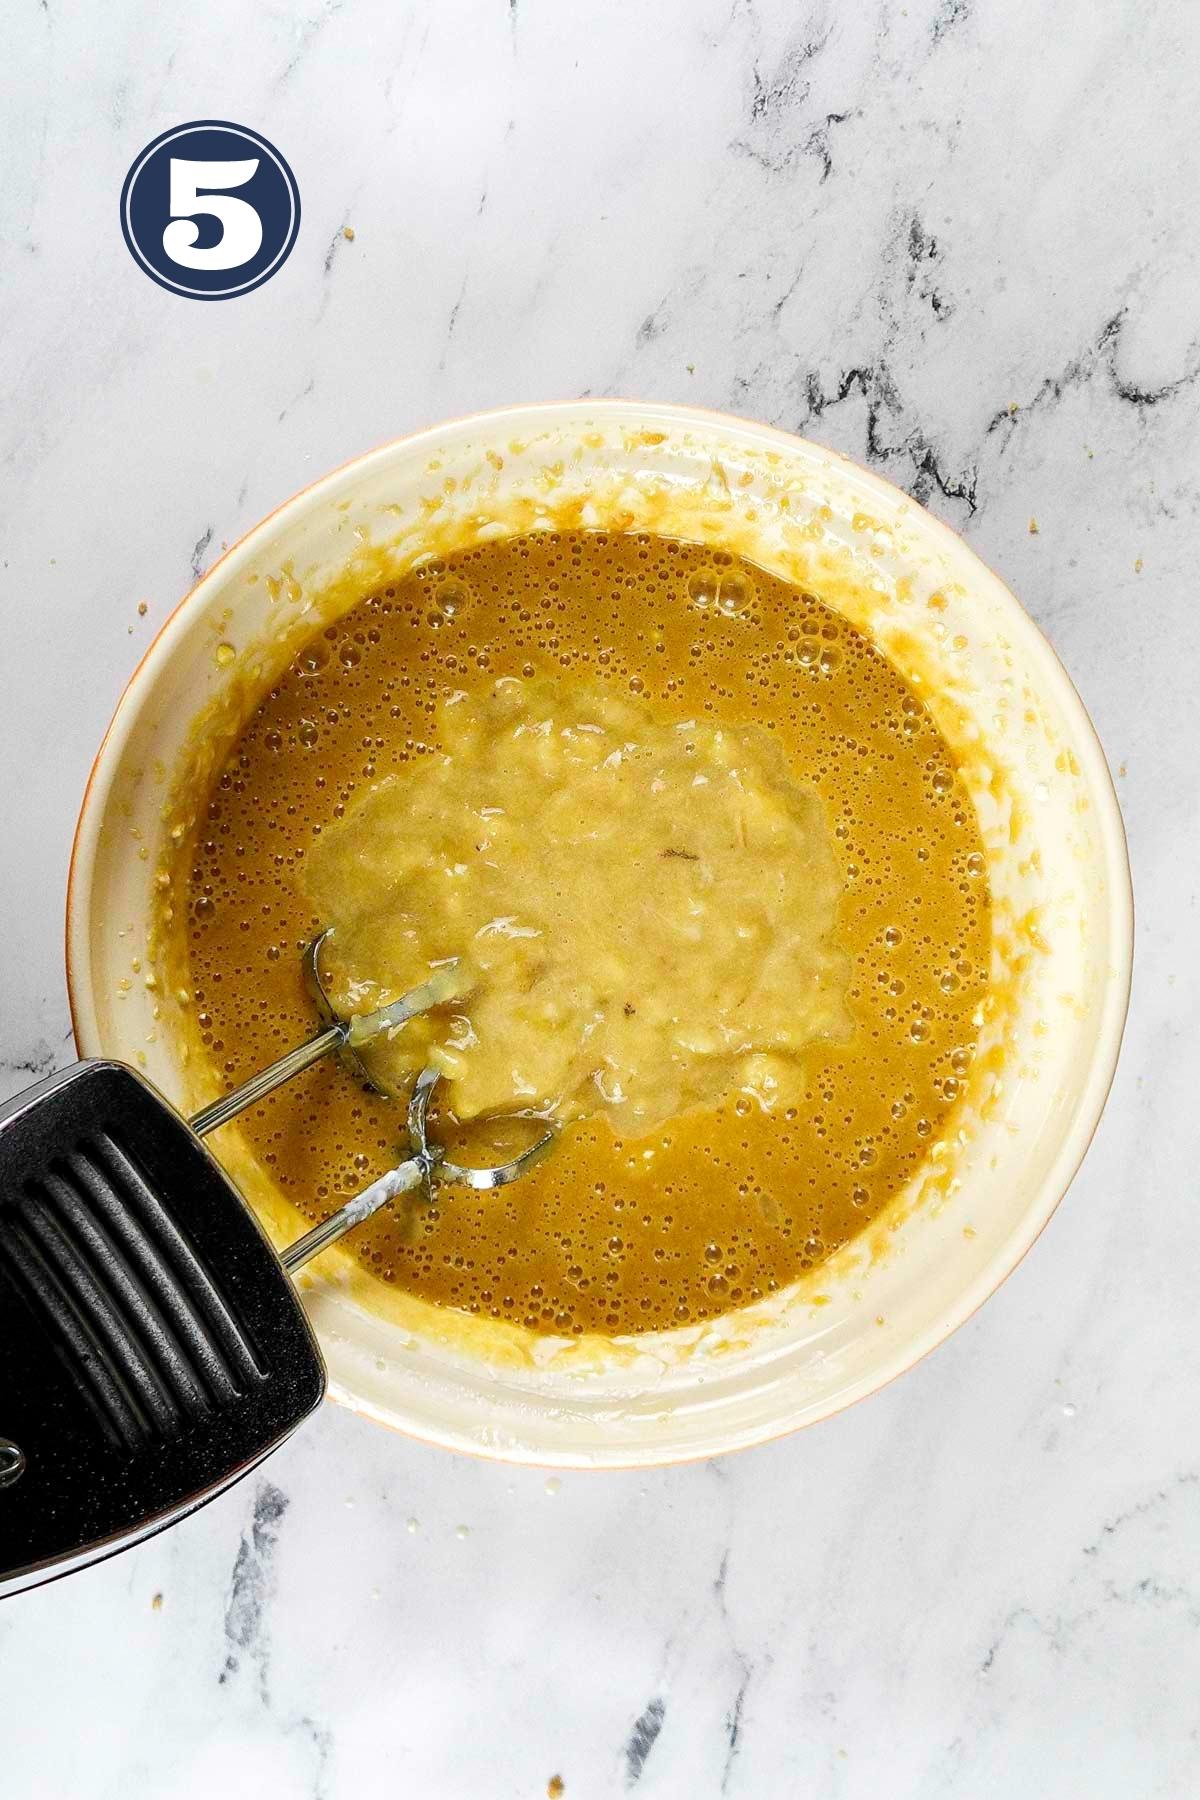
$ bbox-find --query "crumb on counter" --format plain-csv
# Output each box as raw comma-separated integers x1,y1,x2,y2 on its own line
343,225,356,241
1028,516,1039,535
547,1778,564,1798
138,601,148,616
151,1592,163,1612
1134,557,1143,573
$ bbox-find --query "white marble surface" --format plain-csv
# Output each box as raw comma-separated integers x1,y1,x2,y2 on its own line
1,0,1197,1793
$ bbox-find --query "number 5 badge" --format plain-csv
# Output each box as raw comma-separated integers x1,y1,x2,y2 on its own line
121,121,300,299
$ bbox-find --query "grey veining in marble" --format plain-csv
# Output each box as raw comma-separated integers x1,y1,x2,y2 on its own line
2,0,1198,1794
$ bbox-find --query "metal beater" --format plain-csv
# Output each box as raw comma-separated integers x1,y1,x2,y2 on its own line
186,928,556,1271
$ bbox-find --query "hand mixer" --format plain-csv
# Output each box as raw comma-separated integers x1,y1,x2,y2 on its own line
0,932,555,1599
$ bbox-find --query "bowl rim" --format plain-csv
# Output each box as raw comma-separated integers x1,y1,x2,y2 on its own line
65,397,1134,1466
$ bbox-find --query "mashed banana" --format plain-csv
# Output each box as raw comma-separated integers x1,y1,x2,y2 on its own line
175,530,991,1335
304,679,851,1133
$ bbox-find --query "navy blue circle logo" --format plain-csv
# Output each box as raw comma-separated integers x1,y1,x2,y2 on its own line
120,121,300,299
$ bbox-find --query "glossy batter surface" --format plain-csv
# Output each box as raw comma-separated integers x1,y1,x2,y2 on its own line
180,531,990,1334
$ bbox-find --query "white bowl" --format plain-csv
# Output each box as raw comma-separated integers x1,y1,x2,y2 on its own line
67,401,1132,1468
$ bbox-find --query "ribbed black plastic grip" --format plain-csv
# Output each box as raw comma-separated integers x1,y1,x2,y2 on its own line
2,1127,270,1445
0,1060,325,1597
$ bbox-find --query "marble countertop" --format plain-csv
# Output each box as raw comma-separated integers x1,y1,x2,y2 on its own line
2,1,1197,1794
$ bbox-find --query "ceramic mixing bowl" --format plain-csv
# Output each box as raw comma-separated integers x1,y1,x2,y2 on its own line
67,401,1132,1467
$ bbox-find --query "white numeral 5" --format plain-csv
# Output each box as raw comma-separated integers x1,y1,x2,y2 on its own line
163,158,262,270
